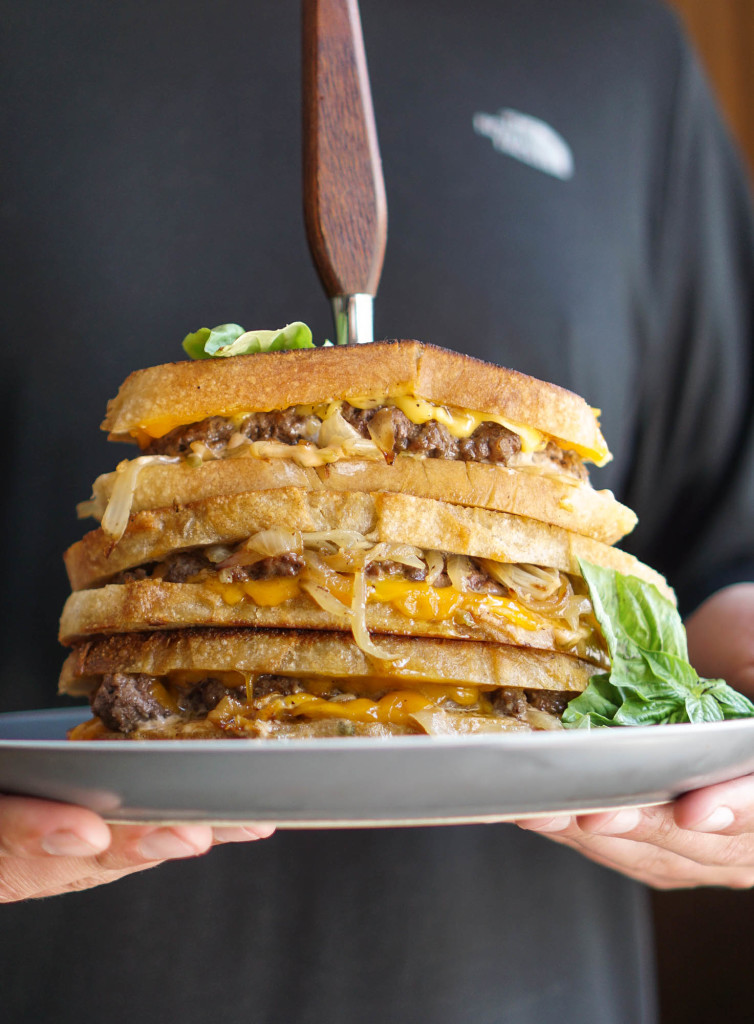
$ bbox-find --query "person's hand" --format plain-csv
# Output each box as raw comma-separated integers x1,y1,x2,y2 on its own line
517,583,754,890
0,795,275,903
517,775,754,889
684,582,754,695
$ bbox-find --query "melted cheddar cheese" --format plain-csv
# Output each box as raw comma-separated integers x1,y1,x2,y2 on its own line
234,679,487,728
203,574,543,631
369,579,542,630
204,577,301,607
132,391,606,463
301,396,547,454
258,690,435,726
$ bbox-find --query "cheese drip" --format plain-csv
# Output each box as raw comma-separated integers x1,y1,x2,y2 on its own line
211,678,489,730
203,574,546,632
203,678,566,734
299,396,547,454
132,391,604,462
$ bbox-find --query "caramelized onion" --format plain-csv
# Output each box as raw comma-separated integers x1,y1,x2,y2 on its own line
524,707,564,731
249,440,339,466
244,528,303,557
319,548,369,572
446,555,475,592
216,528,302,569
299,580,352,621
364,542,426,572
205,544,235,564
301,550,349,591
226,432,249,451
189,441,220,462
318,408,362,448
101,455,179,542
480,561,562,600
409,709,529,735
366,407,396,454
552,623,590,648
479,563,594,642
341,437,382,459
351,570,396,659
424,550,445,586
76,498,99,519
217,550,266,570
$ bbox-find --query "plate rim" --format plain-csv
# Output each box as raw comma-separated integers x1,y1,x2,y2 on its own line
3,708,754,825
2,705,754,753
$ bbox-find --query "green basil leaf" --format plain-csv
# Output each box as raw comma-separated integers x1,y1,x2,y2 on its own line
703,680,754,718
685,693,725,723
202,323,248,355
562,709,618,729
181,327,212,359
569,715,596,730
666,705,693,725
182,323,246,359
608,675,684,706
578,561,688,663
564,561,754,729
213,321,313,357
634,653,699,695
613,697,687,727
182,321,314,359
561,674,621,728
617,572,688,660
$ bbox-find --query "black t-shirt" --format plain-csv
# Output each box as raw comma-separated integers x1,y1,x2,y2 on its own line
2,1,753,1021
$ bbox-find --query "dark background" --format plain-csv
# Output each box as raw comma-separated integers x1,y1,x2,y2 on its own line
651,5,754,1022
3,2,754,1021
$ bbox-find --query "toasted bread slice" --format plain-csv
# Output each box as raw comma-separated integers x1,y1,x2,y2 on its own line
103,341,610,463
58,579,610,664
65,487,668,597
59,627,598,697
79,454,636,545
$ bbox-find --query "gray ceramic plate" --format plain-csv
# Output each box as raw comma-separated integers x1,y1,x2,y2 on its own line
1,708,754,827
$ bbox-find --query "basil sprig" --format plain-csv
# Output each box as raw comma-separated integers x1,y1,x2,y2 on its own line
562,561,754,729
182,321,315,359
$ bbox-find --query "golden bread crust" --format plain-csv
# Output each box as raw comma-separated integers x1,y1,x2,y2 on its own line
82,454,636,544
65,487,669,597
59,627,598,697
67,488,376,589
102,341,608,459
375,494,668,597
58,580,606,663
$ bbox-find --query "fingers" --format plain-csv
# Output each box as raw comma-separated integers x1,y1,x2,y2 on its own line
0,795,276,903
93,824,215,870
515,821,703,888
522,786,754,857
674,774,754,834
574,788,754,869
212,825,276,843
0,795,112,859
0,796,215,866
534,826,754,889
0,794,275,862
562,805,754,867
516,797,754,889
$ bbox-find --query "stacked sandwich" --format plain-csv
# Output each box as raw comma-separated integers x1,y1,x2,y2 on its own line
59,340,671,739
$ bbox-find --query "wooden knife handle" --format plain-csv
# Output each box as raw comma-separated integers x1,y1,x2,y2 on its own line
302,0,387,299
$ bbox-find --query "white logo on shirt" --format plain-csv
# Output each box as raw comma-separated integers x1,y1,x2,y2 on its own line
472,108,574,180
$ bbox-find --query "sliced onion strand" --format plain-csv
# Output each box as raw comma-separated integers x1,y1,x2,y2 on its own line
101,455,179,542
